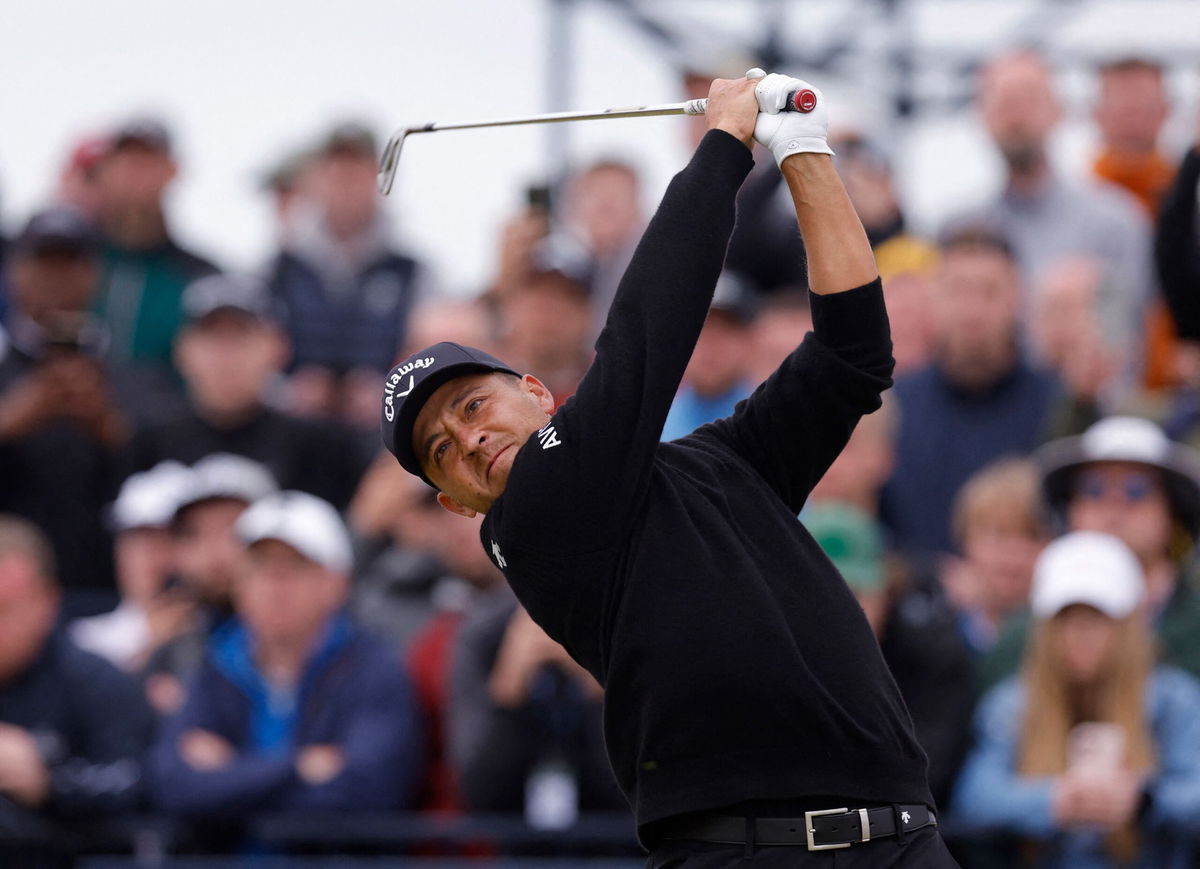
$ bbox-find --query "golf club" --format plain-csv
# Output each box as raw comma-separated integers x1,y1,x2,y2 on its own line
377,87,818,195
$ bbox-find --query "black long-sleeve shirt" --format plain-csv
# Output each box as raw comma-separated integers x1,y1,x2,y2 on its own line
1157,147,1200,340
478,131,931,838
0,632,154,819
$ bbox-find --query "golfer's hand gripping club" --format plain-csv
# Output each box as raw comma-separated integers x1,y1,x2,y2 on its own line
685,68,821,122
751,73,834,166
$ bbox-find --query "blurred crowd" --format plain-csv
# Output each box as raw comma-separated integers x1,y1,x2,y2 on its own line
1,46,1200,868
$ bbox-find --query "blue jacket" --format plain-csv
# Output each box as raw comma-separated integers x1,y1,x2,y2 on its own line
267,249,420,375
148,615,423,818
951,668,1200,868
882,359,1061,557
660,380,753,442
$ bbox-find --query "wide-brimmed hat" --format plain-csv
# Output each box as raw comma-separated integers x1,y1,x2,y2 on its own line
1037,416,1200,536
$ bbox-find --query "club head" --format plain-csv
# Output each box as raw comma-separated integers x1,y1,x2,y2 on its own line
377,127,418,196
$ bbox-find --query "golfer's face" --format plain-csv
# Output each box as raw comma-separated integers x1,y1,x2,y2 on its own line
413,372,551,514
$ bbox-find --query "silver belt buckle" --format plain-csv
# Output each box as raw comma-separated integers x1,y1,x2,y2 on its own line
805,807,852,851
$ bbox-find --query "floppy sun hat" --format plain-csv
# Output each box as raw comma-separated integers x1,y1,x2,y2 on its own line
1036,416,1200,537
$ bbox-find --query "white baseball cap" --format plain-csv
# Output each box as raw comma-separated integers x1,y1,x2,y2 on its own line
109,461,192,531
235,490,353,575
1030,531,1145,620
173,453,278,518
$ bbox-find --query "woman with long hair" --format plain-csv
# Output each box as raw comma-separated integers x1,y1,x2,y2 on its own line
952,531,1200,868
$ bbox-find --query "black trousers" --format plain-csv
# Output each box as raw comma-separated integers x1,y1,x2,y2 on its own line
646,825,961,868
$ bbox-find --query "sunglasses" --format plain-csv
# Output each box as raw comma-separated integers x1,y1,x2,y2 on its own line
1072,469,1160,503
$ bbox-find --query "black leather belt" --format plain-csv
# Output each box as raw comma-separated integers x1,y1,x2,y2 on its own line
659,804,936,851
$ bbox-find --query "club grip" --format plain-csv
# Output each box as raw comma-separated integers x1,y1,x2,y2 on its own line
686,89,819,116
788,88,818,113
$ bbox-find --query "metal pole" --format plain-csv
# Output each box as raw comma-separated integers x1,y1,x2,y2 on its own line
545,0,575,194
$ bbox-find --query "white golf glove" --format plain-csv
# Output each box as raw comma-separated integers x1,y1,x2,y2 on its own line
752,73,834,166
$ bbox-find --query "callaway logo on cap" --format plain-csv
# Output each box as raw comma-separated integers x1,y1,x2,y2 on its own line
380,342,518,483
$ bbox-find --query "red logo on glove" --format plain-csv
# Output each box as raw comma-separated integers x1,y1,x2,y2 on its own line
793,89,818,113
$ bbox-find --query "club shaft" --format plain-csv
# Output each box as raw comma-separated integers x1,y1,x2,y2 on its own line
378,98,709,194
422,99,707,133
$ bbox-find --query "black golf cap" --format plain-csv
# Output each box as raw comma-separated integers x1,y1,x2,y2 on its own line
381,342,519,484
13,205,101,258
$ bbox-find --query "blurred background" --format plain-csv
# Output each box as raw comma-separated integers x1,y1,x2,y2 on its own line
2,0,1200,867
4,0,1198,293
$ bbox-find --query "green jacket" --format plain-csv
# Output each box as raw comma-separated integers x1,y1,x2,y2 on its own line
95,238,216,369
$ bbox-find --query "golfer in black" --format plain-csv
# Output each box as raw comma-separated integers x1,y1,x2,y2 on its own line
381,73,959,867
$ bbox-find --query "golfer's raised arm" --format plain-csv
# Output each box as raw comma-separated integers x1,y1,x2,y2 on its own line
705,74,892,512
549,79,757,504
752,74,878,295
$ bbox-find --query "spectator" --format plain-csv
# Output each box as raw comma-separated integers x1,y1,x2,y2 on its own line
809,394,896,518
1031,256,1129,412
149,491,423,819
0,206,149,598
0,516,154,837
349,459,506,811
981,416,1200,692
552,159,645,343
70,460,193,672
830,128,906,249
495,268,593,407
953,531,1200,868
944,458,1049,656
260,149,315,246
447,592,624,820
486,194,551,301
141,453,277,716
660,272,757,441
1092,57,1179,390
91,117,218,373
803,502,974,809
961,49,1153,364
55,134,110,219
881,225,1068,558
1092,57,1175,218
875,235,939,377
130,273,368,509
745,289,811,386
266,122,427,426
402,297,498,359
348,455,457,652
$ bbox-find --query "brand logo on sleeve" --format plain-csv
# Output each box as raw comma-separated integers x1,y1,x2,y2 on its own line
382,356,435,422
490,540,507,569
536,423,561,450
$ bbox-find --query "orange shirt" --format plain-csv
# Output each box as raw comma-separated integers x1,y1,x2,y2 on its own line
1094,148,1179,388
1093,148,1176,218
